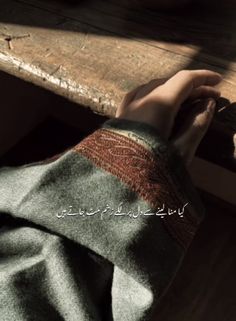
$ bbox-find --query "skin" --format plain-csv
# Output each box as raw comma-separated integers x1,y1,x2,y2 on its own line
115,69,223,166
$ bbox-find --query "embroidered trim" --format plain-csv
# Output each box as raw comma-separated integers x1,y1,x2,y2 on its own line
104,128,154,152
73,128,200,249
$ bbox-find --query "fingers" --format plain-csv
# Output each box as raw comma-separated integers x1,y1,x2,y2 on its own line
119,70,221,115
172,98,216,166
153,70,222,108
116,70,221,143
189,85,221,101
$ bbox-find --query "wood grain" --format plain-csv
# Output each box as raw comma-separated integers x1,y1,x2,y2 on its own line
0,0,236,115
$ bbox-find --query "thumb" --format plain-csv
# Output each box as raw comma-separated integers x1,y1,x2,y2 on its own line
172,98,216,166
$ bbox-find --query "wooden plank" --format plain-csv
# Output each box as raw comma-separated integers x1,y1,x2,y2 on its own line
0,0,236,117
190,157,236,206
20,0,236,72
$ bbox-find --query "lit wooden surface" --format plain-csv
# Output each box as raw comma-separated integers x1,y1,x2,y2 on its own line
0,0,236,116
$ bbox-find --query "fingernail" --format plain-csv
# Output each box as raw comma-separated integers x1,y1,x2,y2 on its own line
206,99,216,113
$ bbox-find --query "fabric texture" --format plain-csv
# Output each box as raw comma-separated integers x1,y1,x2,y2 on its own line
0,118,205,321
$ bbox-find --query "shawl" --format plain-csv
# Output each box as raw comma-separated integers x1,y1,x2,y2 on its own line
0,118,205,321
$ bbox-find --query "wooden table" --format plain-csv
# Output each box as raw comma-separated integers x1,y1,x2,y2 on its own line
0,0,236,113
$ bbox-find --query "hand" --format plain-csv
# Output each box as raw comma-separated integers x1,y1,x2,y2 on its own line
115,69,222,166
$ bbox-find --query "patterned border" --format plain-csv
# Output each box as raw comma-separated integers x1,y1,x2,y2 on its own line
73,128,200,250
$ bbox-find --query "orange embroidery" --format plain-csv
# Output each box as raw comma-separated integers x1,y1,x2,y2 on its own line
73,128,200,249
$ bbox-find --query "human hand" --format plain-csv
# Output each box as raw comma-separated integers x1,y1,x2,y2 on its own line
115,70,222,166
